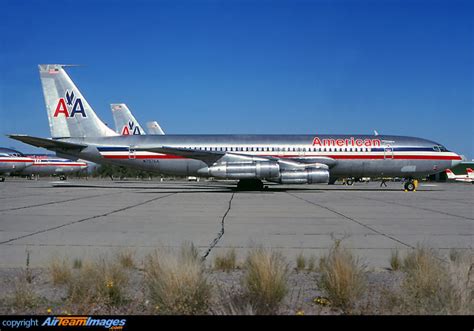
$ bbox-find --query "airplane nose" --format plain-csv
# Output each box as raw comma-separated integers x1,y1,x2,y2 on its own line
451,154,464,168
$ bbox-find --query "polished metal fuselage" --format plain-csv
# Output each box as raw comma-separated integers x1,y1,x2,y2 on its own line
57,134,461,179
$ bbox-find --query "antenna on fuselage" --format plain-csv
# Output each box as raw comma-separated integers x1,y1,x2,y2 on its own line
374,130,379,136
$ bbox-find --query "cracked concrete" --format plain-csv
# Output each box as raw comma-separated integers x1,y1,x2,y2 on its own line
0,179,472,268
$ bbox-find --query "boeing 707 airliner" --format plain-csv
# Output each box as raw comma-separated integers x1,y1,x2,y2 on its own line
8,65,462,191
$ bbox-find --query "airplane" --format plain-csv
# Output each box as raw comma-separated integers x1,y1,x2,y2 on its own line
0,148,34,182
0,148,88,181
21,155,88,180
446,168,474,183
111,103,165,135
8,64,463,191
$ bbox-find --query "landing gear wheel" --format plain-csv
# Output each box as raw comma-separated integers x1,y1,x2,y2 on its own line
0,177,5,182
346,178,354,186
237,179,264,191
404,181,415,192
59,176,67,181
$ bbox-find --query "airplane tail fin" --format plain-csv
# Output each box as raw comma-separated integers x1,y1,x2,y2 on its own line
110,103,145,135
445,169,456,179
146,121,165,135
38,64,118,138
467,168,474,179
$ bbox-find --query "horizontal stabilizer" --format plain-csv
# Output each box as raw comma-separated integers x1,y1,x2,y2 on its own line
7,134,87,151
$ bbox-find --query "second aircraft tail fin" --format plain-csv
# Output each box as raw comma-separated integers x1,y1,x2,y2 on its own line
111,103,146,135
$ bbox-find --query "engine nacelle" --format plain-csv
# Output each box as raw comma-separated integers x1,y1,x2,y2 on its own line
269,168,330,184
204,161,280,179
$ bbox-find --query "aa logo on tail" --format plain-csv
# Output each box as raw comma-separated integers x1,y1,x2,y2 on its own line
121,121,141,135
53,90,86,118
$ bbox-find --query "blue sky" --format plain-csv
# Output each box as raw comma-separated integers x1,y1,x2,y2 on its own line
0,0,472,159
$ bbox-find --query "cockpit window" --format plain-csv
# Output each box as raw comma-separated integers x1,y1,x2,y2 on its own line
433,145,448,152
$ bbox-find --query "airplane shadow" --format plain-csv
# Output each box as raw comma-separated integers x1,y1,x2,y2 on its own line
51,182,441,193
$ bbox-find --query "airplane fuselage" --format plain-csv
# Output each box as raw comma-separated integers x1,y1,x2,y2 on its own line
21,157,88,176
58,134,461,180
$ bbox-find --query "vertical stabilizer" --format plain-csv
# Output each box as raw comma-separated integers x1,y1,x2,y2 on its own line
38,64,118,138
110,103,146,135
146,121,165,135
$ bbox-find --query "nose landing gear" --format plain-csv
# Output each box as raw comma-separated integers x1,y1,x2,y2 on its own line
404,179,418,192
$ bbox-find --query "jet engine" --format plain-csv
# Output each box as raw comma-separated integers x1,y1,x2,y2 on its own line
268,168,330,184
201,161,280,179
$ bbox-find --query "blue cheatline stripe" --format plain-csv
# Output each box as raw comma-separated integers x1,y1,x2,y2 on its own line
98,146,438,153
371,147,436,152
97,147,129,152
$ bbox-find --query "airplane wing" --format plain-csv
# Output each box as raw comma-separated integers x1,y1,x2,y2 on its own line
136,146,225,165
8,135,87,151
137,146,337,168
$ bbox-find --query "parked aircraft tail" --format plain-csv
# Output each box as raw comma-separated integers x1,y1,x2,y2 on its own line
38,64,118,138
467,168,473,179
111,103,145,135
146,121,165,135
445,169,456,179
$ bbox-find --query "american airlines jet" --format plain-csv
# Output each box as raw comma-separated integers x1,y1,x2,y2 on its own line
0,148,87,181
8,64,462,191
0,148,34,182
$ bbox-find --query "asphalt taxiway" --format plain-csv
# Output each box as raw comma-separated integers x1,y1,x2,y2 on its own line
0,179,472,268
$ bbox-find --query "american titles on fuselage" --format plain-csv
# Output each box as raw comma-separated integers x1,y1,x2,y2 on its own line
312,137,381,147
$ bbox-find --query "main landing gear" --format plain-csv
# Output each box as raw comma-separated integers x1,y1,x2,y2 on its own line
59,175,67,181
404,179,418,192
0,177,5,182
237,179,264,191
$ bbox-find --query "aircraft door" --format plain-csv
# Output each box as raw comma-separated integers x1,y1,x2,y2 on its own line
128,147,136,159
384,145,394,159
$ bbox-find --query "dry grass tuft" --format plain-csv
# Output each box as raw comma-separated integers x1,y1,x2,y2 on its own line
66,257,129,306
387,245,474,314
213,248,237,272
242,247,289,314
12,279,39,310
73,258,82,269
49,257,73,285
390,249,402,271
318,241,366,312
116,250,135,269
307,255,317,272
296,252,306,271
145,244,212,315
